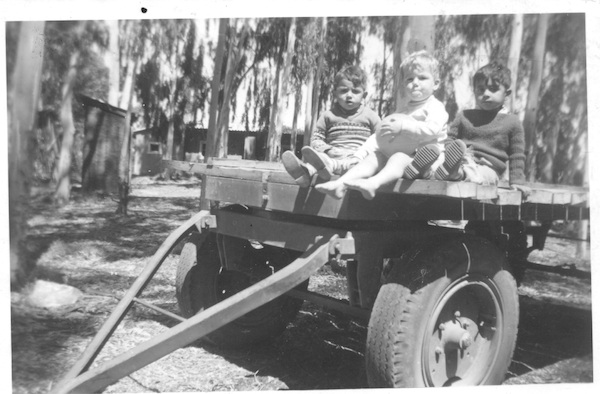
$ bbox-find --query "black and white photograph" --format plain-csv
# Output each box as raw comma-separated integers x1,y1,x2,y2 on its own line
2,0,598,393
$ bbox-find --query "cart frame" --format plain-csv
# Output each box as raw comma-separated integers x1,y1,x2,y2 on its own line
51,158,590,393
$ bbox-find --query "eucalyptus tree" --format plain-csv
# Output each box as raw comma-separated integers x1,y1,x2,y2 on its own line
42,20,110,205
267,18,297,161
8,21,46,287
116,19,149,214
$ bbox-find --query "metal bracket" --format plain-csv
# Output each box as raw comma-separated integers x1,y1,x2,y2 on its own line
195,214,217,232
328,232,355,259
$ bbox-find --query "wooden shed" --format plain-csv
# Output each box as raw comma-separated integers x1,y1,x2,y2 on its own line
79,95,127,194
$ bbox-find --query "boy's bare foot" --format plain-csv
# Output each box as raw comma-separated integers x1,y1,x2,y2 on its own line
404,144,441,179
344,179,378,200
301,146,334,181
282,150,311,187
434,140,467,181
315,180,347,199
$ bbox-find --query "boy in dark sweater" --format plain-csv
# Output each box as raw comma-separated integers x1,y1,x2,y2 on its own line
282,65,381,187
434,62,529,194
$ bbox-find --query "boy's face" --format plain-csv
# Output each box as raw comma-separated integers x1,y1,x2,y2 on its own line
474,78,509,111
334,78,367,111
403,66,439,103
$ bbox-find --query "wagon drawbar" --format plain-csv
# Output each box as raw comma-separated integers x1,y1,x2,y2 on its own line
51,158,590,393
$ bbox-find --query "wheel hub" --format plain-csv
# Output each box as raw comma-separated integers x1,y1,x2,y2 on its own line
438,314,473,352
423,278,504,387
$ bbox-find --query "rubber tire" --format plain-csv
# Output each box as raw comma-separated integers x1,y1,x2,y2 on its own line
365,235,519,387
175,232,306,348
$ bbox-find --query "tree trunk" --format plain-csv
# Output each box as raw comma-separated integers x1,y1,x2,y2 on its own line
523,14,549,182
164,32,182,178
267,18,296,161
291,87,302,151
206,19,228,160
215,20,250,159
405,16,436,54
279,18,296,156
303,71,314,146
54,49,80,205
507,14,524,112
267,44,283,162
378,41,387,117
392,16,408,111
8,21,45,288
309,17,327,138
394,16,435,111
116,52,140,215
106,20,120,106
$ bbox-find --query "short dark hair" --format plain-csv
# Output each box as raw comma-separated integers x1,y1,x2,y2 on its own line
473,62,512,89
334,65,368,90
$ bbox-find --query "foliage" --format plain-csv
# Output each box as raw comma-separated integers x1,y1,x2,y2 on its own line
533,14,587,185
13,15,590,188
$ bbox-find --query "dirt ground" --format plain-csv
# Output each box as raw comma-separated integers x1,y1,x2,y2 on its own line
10,177,593,393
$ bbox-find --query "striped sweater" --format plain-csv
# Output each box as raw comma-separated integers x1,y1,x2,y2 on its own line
311,103,380,155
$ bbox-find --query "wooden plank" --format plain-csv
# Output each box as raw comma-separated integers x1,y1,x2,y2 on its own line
214,208,349,252
204,176,264,207
51,237,336,394
524,182,589,206
52,211,213,387
495,188,523,206
389,179,490,199
266,181,349,218
164,159,298,185
208,157,285,171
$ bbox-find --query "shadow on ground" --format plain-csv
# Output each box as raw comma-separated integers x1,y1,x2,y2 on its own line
186,291,593,389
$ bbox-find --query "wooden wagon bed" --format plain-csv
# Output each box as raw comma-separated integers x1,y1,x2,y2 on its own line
165,158,590,222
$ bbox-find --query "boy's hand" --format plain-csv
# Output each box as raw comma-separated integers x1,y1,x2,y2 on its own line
511,183,531,199
379,113,413,138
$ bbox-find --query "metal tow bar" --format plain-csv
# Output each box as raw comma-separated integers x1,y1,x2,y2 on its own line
52,213,353,393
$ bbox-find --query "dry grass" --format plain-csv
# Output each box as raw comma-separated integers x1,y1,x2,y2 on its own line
11,177,592,393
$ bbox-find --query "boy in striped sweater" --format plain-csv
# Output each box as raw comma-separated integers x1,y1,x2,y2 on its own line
282,65,381,187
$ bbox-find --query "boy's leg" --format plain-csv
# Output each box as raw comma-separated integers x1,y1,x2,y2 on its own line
434,140,467,181
345,152,411,200
315,152,382,199
462,162,499,185
403,144,441,180
336,156,360,175
301,146,335,180
281,150,315,187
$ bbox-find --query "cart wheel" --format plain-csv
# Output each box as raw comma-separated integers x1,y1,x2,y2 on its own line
176,232,306,348
366,235,519,387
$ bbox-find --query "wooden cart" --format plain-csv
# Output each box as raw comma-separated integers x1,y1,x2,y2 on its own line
51,158,590,393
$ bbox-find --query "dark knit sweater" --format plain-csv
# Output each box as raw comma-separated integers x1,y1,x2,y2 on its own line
311,103,381,153
448,109,526,184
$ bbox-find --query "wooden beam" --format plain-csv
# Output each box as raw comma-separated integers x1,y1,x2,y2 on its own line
53,210,213,388
51,236,337,394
